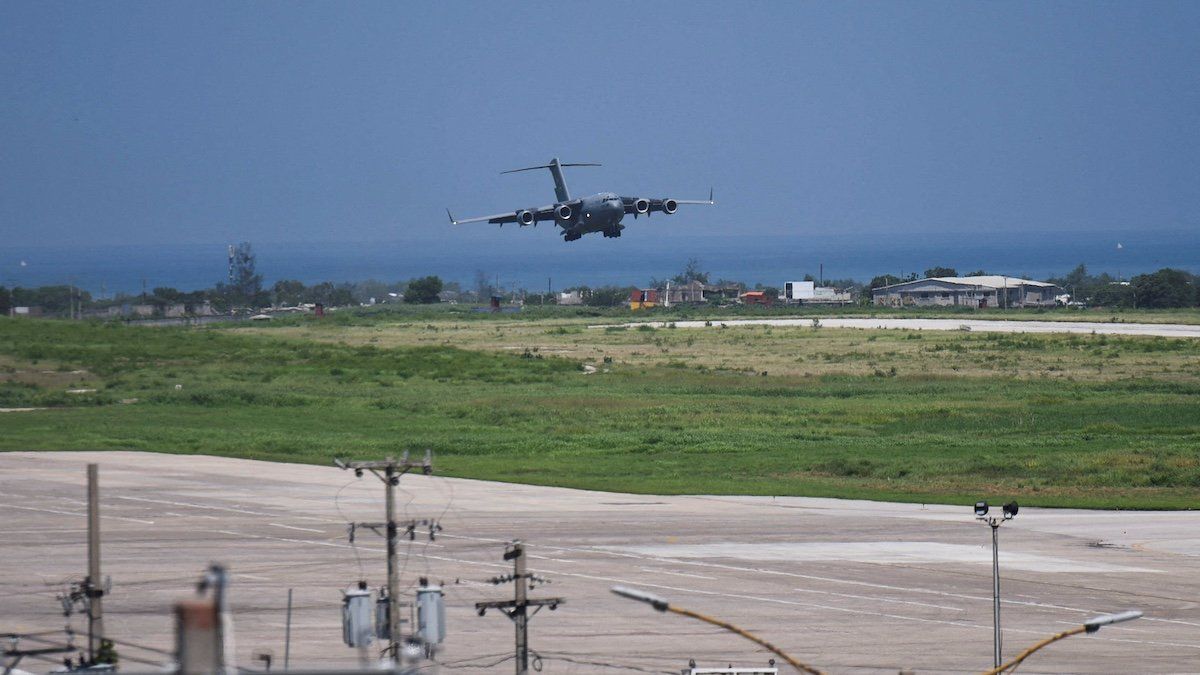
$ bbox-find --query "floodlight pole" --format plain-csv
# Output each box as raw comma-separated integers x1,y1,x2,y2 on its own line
990,519,1001,669
976,501,1016,669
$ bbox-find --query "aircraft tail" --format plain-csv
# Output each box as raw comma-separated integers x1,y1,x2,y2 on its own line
502,158,600,203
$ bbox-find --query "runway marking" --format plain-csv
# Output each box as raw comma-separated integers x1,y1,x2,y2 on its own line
538,567,986,631
202,527,511,577
1054,620,1152,634
640,567,717,580
212,529,354,550
0,529,88,534
792,587,965,612
206,526,1200,651
269,523,325,533
537,565,1200,651
619,556,1120,618
600,317,1200,339
422,533,1200,634
605,541,1157,574
1097,636,1200,650
115,495,279,517
0,502,155,524
1143,616,1200,629
238,573,273,581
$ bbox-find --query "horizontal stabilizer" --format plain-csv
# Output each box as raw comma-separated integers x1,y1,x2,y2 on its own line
502,162,600,174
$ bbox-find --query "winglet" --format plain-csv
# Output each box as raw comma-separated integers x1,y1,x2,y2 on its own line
709,187,715,204
446,208,458,225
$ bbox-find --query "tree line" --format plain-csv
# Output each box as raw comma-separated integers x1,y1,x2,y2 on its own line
3,249,1197,317
1,243,451,317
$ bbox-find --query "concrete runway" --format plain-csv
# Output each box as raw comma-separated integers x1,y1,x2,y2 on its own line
2,452,1198,674
607,317,1200,338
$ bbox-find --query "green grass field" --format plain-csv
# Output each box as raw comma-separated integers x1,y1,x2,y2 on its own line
2,313,1198,509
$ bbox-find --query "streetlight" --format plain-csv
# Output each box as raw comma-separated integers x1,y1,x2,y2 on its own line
981,610,1142,674
610,585,825,675
975,500,1018,668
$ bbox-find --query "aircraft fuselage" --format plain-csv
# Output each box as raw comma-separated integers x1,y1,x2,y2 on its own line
565,192,626,240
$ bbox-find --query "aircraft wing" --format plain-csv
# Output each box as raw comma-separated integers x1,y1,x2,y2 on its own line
621,189,715,214
446,204,563,226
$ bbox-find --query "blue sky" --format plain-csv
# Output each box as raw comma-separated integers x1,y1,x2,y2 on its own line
2,1,1198,249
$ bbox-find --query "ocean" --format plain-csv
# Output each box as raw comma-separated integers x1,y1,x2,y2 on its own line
5,228,1196,296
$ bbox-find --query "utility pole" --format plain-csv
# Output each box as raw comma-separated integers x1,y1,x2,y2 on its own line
335,451,433,661
86,464,104,661
56,465,110,668
475,541,563,675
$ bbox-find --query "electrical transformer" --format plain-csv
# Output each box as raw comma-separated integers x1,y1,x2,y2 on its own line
341,583,373,648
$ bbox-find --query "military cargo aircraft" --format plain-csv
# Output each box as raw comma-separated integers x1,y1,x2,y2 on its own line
447,158,714,241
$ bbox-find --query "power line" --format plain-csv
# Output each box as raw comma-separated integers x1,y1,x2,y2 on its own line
430,654,515,670
333,478,367,580
105,638,173,656
536,653,676,674
409,651,511,669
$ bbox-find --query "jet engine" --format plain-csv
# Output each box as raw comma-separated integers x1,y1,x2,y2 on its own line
633,198,650,215
555,204,574,221
516,209,535,226
661,198,678,215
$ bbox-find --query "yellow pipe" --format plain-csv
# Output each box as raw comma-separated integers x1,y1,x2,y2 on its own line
666,605,826,675
981,624,1087,675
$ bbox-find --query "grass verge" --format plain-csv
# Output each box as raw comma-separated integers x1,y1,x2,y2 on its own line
1,317,1197,509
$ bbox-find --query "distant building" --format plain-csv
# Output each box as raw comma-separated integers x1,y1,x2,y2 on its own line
783,281,852,304
661,280,706,304
557,291,583,306
705,282,744,300
872,276,1060,308
784,281,816,301
739,290,773,306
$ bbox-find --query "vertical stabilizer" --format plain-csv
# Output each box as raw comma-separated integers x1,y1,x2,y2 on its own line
548,158,570,203
501,159,601,204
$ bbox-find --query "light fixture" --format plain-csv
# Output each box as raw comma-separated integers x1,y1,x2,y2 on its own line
1003,502,1019,520
975,501,989,517
1084,610,1142,633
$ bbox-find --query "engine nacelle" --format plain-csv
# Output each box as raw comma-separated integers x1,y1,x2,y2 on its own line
516,209,535,226
633,198,650,214
555,203,573,221
661,198,678,215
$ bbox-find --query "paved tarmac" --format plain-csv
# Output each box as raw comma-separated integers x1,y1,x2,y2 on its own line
2,452,1198,674
609,317,1200,338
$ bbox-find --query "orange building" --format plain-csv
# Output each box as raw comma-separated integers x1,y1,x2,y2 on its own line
629,288,659,310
